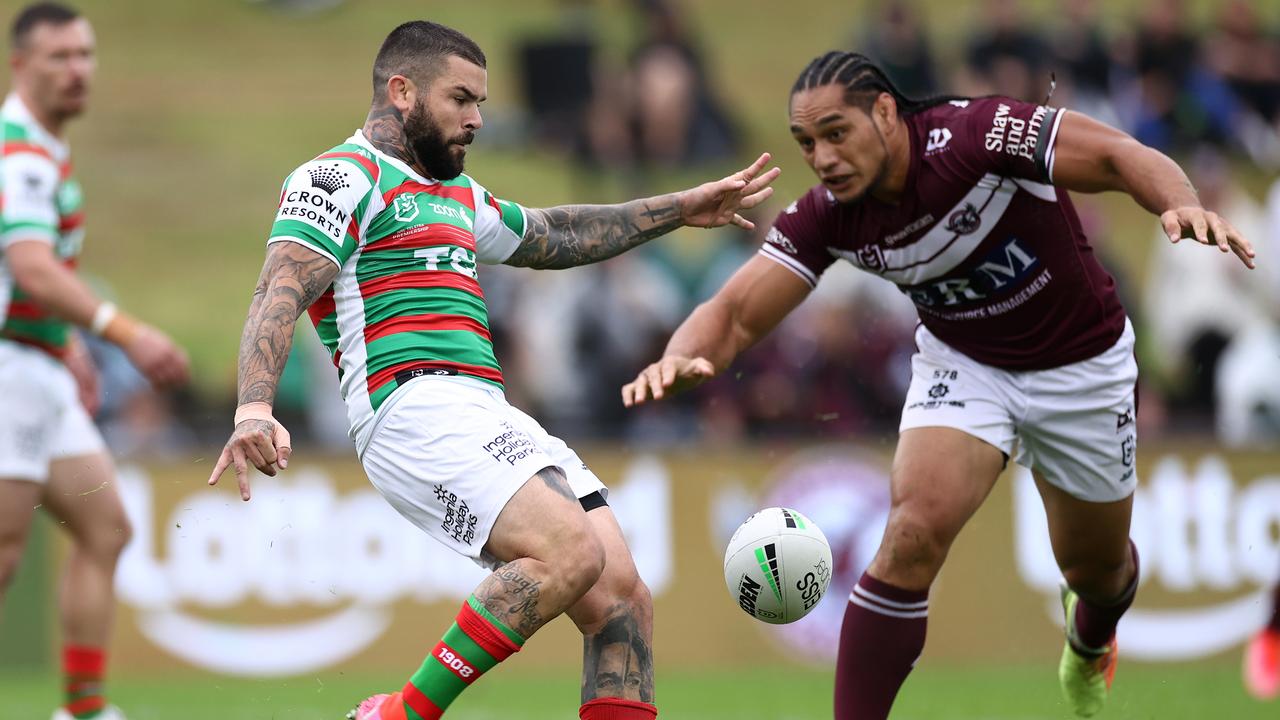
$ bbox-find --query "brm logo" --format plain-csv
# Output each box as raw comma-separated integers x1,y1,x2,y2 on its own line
903,237,1038,307
737,574,763,617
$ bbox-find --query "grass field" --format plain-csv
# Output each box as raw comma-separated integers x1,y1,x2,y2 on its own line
0,662,1273,719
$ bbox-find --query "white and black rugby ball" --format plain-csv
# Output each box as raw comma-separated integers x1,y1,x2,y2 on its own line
723,507,832,625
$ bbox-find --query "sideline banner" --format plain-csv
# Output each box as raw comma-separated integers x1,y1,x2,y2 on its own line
67,444,1280,676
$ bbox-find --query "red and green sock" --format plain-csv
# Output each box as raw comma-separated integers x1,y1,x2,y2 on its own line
63,645,107,719
389,595,525,719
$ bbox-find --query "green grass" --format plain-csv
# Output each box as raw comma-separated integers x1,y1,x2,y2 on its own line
0,662,1273,719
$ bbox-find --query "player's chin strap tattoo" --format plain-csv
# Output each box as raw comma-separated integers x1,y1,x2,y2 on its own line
504,197,685,270
237,242,340,408
581,604,655,704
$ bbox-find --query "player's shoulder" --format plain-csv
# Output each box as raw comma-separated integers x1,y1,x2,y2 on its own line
1,119,57,167
293,139,382,186
769,185,840,248
785,185,842,223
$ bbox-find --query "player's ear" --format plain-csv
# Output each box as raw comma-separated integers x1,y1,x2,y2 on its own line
385,74,417,114
872,92,897,132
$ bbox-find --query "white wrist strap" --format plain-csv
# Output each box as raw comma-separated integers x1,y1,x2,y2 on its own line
90,302,118,336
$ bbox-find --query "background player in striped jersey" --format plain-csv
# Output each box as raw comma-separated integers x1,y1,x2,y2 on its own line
206,20,778,720
622,52,1256,719
0,4,189,720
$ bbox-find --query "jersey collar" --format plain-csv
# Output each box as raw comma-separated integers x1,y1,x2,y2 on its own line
350,129,440,185
1,92,70,161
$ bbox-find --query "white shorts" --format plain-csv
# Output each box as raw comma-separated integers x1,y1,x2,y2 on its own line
360,375,606,567
0,340,105,483
899,319,1139,502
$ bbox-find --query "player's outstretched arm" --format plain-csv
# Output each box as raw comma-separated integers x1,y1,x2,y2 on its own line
622,255,810,406
1050,111,1256,269
208,241,338,500
504,153,780,269
6,239,190,387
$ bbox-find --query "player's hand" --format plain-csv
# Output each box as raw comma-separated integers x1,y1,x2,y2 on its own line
124,324,190,388
678,153,781,231
63,336,101,416
622,355,716,407
1161,206,1256,269
208,413,292,501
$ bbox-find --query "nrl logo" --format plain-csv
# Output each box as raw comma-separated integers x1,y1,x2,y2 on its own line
394,194,420,222
856,245,886,272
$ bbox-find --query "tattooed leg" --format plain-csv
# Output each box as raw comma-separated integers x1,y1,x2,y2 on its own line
580,602,655,703
476,466,606,638
472,559,553,638
567,508,656,704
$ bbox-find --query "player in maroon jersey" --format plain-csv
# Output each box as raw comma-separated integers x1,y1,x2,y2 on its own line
622,52,1255,719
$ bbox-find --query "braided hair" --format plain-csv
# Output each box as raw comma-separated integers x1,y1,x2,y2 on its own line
791,51,963,115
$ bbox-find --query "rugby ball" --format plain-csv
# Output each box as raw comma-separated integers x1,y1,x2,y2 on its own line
723,507,832,624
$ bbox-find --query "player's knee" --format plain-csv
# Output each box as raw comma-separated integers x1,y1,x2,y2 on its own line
80,512,133,563
556,525,606,599
873,512,952,585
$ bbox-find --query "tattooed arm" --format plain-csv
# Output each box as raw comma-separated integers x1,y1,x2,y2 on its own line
506,195,684,270
208,241,339,500
236,242,339,406
504,153,781,270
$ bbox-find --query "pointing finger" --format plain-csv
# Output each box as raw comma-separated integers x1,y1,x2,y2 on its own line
208,447,233,486
231,445,250,500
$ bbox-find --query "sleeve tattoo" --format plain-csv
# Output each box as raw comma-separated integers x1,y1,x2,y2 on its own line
504,195,685,270
237,243,340,406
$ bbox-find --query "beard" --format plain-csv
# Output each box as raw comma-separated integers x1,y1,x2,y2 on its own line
403,99,470,181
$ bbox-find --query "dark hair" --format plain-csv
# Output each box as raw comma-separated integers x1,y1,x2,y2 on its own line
372,21,486,99
11,2,79,49
791,51,962,115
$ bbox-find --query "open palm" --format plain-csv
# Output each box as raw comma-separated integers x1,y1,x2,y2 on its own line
680,153,781,230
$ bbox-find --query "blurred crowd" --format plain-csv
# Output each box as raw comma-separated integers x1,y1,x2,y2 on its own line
105,0,1280,453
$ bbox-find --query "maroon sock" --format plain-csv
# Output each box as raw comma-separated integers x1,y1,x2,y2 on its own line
834,572,929,720
1071,540,1140,654
1268,582,1280,634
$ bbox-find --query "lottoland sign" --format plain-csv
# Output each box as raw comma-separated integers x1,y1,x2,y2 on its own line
709,447,1279,665
1015,454,1280,661
98,446,1278,676
113,458,673,677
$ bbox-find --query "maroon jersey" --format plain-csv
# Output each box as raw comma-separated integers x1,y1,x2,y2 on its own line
763,96,1127,370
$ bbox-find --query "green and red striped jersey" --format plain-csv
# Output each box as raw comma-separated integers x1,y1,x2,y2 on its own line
268,131,527,449
0,93,85,356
